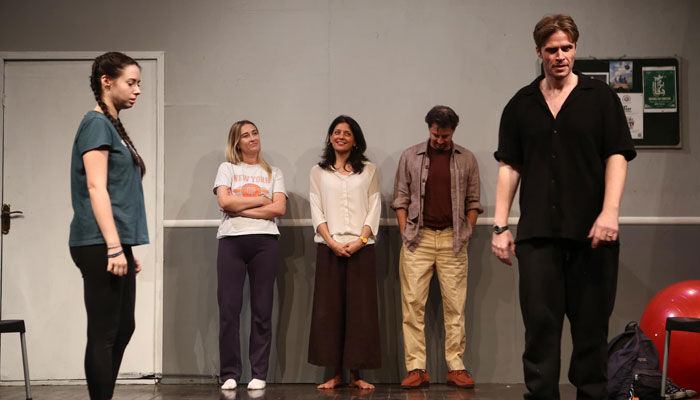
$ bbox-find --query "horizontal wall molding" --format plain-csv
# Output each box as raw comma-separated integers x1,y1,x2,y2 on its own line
164,216,700,228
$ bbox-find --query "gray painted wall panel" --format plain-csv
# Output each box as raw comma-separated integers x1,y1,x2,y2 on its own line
2,0,697,219
2,0,699,384
163,225,700,383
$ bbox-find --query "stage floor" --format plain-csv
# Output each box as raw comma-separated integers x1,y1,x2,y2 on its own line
0,382,578,399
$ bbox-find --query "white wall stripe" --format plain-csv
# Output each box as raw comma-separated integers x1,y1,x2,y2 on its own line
164,217,700,228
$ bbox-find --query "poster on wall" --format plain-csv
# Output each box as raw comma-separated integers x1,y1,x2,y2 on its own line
610,61,633,89
618,93,644,139
583,71,609,84
643,66,677,113
575,57,680,147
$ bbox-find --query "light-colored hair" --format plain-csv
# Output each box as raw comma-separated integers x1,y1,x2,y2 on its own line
225,120,271,177
533,14,579,49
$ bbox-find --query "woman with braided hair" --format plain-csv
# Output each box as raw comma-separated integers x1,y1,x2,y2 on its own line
69,51,149,400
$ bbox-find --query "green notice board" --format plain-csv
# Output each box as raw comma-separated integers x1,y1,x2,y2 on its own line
575,58,681,148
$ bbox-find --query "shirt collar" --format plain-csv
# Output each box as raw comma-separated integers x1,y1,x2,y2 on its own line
523,70,593,96
416,139,461,155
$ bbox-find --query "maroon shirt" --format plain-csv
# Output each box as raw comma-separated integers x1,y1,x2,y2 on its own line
423,145,452,229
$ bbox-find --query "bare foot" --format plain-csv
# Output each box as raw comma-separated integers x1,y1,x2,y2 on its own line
317,374,343,390
349,378,375,390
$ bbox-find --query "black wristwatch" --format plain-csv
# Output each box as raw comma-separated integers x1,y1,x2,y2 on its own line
493,224,509,234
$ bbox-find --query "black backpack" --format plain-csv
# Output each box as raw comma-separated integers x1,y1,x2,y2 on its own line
608,321,662,400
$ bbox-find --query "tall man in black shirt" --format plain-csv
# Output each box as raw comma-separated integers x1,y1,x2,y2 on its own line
492,14,636,400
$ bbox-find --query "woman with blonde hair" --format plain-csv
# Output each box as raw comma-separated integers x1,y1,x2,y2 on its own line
213,120,287,391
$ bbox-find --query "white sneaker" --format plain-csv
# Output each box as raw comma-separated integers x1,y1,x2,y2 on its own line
221,378,238,390
247,378,266,390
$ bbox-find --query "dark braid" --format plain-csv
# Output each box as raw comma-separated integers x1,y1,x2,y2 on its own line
89,52,146,177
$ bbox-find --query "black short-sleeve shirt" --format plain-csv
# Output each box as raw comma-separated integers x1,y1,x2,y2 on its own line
495,72,636,243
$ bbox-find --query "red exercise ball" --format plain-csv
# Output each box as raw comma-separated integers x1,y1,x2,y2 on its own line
639,280,700,392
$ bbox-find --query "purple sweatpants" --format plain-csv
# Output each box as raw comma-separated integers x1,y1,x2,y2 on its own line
217,234,278,381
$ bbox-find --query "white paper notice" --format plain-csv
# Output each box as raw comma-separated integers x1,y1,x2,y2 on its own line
618,93,644,139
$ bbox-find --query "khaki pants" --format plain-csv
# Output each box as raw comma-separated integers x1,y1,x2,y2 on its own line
399,227,468,371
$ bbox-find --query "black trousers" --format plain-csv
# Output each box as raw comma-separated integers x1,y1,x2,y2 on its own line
515,238,619,400
70,244,136,400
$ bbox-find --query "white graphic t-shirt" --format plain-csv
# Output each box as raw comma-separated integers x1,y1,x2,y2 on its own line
213,162,287,239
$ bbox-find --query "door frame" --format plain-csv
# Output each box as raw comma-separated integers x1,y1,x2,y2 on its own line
0,51,165,377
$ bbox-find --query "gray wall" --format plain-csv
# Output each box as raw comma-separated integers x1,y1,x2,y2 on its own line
2,0,699,384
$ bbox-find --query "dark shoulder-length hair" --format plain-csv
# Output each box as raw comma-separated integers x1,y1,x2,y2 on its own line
318,115,369,174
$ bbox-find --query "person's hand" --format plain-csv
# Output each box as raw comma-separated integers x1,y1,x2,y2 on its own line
328,240,351,257
134,257,142,275
344,239,364,255
107,251,128,276
260,195,272,206
588,209,619,248
492,230,516,266
398,223,406,237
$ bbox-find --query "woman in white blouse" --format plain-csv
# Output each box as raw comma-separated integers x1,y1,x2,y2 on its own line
308,115,382,390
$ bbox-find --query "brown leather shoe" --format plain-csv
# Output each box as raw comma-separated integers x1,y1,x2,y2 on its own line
446,369,475,389
401,369,430,389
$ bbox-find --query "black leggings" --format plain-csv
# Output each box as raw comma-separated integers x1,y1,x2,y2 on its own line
70,244,136,400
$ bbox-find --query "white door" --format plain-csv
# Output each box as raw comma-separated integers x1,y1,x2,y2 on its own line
1,56,161,381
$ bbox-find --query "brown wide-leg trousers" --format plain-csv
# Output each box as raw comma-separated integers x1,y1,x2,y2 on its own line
308,243,381,369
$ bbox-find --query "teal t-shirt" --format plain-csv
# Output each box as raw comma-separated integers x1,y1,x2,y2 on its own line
69,111,149,246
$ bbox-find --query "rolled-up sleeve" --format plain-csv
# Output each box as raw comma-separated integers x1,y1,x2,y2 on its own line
391,151,411,210
213,162,232,195
309,165,326,233
272,167,288,197
364,166,381,238
465,156,484,214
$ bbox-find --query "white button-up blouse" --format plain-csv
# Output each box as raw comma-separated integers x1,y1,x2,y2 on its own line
310,162,381,245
